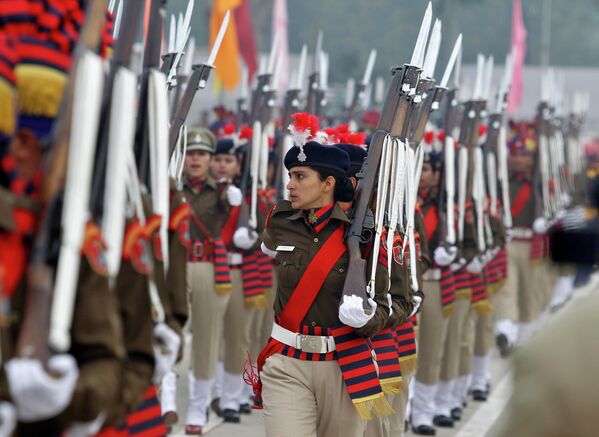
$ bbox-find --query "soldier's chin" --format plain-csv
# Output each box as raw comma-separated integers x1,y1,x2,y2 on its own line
289,197,303,209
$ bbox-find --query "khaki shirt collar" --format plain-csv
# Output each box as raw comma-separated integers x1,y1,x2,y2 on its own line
184,174,218,191
286,202,350,224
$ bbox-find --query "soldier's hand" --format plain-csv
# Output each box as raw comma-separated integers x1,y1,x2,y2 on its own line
338,295,376,328
233,227,259,250
5,354,79,422
433,246,457,266
226,185,243,206
450,257,467,272
409,292,423,318
0,402,16,437
152,323,181,384
466,255,485,274
533,217,549,234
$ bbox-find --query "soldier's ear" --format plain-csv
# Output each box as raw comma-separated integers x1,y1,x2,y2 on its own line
324,175,336,193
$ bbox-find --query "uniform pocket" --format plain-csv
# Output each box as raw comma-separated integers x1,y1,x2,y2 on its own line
275,251,303,288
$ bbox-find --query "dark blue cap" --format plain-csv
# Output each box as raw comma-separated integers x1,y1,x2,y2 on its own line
284,141,350,176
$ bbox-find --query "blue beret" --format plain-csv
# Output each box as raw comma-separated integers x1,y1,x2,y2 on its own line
215,138,236,155
335,143,367,177
284,141,350,175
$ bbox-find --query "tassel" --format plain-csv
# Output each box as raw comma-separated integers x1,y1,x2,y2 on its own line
380,378,404,395
442,304,455,318
244,294,268,309
242,351,263,410
353,393,394,421
16,64,68,118
473,300,493,316
399,356,418,376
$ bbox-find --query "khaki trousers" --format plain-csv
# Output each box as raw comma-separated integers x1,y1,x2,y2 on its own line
504,241,539,323
415,280,449,385
439,297,471,382
474,292,498,357
188,262,231,379
262,354,366,437
387,372,412,435
223,270,250,374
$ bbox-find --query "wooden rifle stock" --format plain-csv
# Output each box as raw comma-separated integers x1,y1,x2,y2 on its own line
341,65,421,307
346,82,366,125
305,72,320,116
411,86,446,145
16,0,109,359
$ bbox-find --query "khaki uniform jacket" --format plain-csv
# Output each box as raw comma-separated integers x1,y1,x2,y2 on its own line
510,175,536,228
183,175,230,241
262,200,390,338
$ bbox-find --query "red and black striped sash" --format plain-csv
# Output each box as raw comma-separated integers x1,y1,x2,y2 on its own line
241,250,266,307
453,266,473,297
470,273,492,315
369,328,403,394
213,238,232,294
440,267,457,316
394,319,418,375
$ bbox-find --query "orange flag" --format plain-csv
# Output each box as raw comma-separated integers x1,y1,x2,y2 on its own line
210,0,241,91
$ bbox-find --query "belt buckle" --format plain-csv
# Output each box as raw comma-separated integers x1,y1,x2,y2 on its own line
192,241,204,257
298,335,325,354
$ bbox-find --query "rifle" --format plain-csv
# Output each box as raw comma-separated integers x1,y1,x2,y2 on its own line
341,64,422,306
168,11,229,155
305,31,322,116
16,0,110,359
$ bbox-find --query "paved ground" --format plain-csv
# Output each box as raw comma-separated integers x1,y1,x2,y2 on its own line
168,274,599,437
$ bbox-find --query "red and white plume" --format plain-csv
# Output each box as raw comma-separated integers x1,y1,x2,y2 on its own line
288,112,320,162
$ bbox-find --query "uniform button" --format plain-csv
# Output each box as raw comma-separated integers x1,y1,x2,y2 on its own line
311,321,316,326
339,268,344,273
313,237,319,243
283,261,287,266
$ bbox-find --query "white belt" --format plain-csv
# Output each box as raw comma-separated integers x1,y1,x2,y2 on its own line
227,252,243,265
512,227,533,240
271,322,336,354
423,268,441,281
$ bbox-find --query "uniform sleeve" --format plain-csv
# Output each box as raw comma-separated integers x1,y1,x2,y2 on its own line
490,215,506,248
386,261,412,329
355,238,391,337
62,259,127,424
166,228,188,348
461,219,479,262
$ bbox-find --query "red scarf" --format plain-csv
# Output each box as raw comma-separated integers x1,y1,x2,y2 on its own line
470,273,492,315
369,328,404,394
394,319,418,376
241,250,266,308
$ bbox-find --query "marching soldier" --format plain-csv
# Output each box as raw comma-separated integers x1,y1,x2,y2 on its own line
182,126,242,435
255,134,392,437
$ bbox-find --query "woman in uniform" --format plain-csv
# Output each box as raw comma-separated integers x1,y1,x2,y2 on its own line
255,137,392,437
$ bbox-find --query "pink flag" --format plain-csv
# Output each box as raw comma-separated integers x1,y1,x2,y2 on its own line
507,0,527,115
272,0,289,92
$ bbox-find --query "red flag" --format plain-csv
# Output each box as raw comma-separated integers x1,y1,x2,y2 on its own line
234,0,258,82
507,0,527,115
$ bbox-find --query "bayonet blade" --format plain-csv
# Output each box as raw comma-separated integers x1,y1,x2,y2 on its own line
483,55,494,102
267,31,280,75
422,18,441,79
440,33,462,88
296,44,307,89
410,1,432,67
168,15,176,54
362,49,377,85
472,53,485,99
206,10,230,66
313,31,323,73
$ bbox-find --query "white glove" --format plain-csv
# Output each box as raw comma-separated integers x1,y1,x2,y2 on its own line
152,323,181,384
233,227,259,250
481,249,494,264
65,413,106,437
338,295,377,328
506,228,514,242
0,402,16,437
450,257,467,272
433,246,457,266
409,294,422,318
466,256,485,274
226,185,243,206
533,216,548,234
561,193,572,208
261,242,277,259
387,293,393,317
6,354,79,422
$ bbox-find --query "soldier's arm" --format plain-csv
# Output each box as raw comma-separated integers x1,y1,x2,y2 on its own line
386,261,412,329
355,242,391,338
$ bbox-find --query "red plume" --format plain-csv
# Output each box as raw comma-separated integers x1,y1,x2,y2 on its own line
479,124,488,137
335,124,350,134
423,130,435,145
437,129,446,143
346,132,366,146
239,126,253,141
221,123,236,137
289,112,320,145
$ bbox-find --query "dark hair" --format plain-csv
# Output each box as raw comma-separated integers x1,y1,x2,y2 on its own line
315,167,355,202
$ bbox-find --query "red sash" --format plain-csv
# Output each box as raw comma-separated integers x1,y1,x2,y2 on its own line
423,204,439,242
510,182,532,218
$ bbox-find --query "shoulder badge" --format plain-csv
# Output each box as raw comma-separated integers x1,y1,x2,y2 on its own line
82,221,108,276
